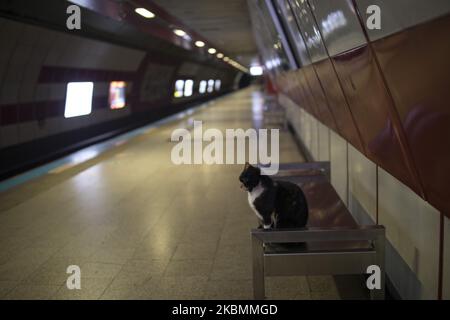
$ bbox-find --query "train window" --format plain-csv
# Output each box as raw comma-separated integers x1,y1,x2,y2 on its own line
174,80,185,98
184,79,194,97
207,80,214,93
199,80,207,94
214,80,221,91
109,81,126,109
64,82,94,118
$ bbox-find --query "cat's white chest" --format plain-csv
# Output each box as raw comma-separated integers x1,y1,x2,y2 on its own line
248,183,264,221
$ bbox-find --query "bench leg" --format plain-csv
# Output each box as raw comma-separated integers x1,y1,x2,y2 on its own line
252,235,265,300
370,235,386,300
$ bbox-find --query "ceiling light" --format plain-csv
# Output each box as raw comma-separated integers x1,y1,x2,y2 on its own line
173,29,186,37
135,8,155,19
216,53,224,59
195,41,205,47
223,57,229,62
208,48,217,54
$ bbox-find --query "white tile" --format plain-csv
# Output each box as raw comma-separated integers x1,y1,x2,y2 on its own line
1,124,19,148
443,215,450,300
309,116,319,160
49,84,66,101
348,144,377,224
279,93,302,138
43,117,62,136
18,121,38,144
306,113,319,160
330,130,347,205
317,122,330,161
378,167,440,299
50,32,145,71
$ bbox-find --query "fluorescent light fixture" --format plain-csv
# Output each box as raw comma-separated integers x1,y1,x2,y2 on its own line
173,29,186,37
208,48,217,54
64,82,94,118
250,66,263,76
216,53,224,59
135,8,155,19
195,40,205,47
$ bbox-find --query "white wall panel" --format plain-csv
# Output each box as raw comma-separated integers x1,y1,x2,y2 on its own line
18,121,38,144
0,20,17,93
348,144,377,224
42,117,62,137
309,115,319,160
43,32,65,66
50,33,145,71
18,46,46,103
1,125,19,148
318,121,330,161
0,43,32,105
330,129,347,205
378,167,440,299
444,215,450,299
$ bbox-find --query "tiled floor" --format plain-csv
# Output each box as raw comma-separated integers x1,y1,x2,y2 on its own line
0,86,366,299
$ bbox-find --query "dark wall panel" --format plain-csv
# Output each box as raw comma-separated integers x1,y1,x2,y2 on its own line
313,58,364,151
372,15,450,214
332,45,422,194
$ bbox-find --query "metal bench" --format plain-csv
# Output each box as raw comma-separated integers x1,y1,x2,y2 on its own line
251,162,385,300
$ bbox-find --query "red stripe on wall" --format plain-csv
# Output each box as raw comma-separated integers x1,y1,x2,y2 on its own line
38,66,137,84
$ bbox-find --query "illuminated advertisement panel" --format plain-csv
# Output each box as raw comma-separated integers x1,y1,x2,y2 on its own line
109,81,126,109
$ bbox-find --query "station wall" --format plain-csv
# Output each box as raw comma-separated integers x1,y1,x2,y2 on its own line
265,0,450,299
0,1,239,178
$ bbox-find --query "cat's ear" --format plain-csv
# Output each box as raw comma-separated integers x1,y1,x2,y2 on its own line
244,162,250,170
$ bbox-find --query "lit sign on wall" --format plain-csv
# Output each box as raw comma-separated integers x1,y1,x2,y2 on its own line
199,80,207,94
109,81,126,109
215,80,221,91
64,82,94,118
207,79,214,93
184,80,194,97
174,80,185,98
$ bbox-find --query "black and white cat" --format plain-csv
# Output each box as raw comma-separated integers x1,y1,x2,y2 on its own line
239,163,308,229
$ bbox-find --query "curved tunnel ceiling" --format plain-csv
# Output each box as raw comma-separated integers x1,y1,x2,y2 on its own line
151,0,259,67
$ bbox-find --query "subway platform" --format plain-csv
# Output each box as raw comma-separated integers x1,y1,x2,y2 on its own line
0,87,367,300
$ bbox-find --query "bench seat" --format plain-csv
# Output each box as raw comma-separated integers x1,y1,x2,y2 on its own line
251,162,385,300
